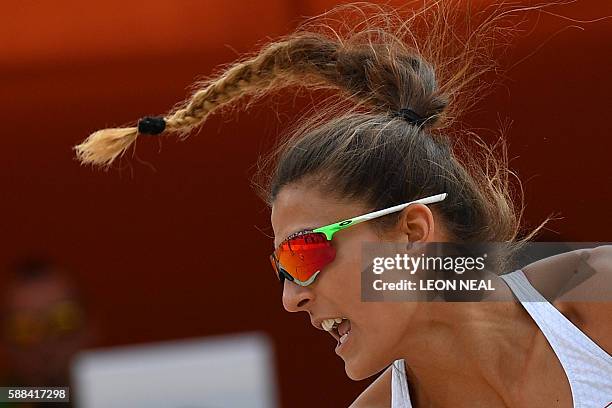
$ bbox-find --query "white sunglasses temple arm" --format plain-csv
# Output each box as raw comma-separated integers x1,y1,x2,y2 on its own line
348,193,447,226
312,193,447,239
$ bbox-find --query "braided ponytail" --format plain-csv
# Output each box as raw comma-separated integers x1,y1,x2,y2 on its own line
75,1,516,166
75,35,343,166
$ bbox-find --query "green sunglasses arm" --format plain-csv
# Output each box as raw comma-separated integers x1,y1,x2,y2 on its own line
312,193,447,240
312,219,357,240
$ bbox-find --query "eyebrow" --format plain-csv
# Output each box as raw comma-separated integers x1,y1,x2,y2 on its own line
273,227,315,248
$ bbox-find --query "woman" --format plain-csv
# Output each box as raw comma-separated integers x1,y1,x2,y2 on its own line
74,2,612,406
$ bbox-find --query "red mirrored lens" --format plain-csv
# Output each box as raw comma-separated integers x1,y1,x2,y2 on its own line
271,232,335,283
270,255,282,280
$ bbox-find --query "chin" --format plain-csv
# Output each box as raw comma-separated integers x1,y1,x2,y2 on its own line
345,365,370,381
343,357,387,381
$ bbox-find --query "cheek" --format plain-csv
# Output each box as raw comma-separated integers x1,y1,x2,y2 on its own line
320,239,364,301
323,238,415,361
330,231,374,279
347,304,417,379
359,304,408,346
341,305,409,380
314,230,420,366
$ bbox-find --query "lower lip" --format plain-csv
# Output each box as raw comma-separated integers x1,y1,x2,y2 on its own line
335,331,353,355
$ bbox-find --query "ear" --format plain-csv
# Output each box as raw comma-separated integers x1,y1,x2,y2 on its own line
397,204,435,243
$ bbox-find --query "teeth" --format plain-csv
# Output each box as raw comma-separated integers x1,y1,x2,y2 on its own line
321,319,335,331
339,332,349,344
321,317,345,331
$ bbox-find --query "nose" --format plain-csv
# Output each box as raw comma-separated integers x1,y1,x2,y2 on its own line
281,279,314,312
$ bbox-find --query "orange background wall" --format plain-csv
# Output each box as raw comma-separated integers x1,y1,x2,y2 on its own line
1,1,611,407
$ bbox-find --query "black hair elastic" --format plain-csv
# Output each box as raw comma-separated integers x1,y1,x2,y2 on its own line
392,108,428,126
137,116,166,135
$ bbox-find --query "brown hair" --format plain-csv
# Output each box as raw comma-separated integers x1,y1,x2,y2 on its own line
75,1,552,258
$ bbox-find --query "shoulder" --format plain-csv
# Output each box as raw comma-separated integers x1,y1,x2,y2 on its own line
522,244,612,352
585,244,612,274
521,244,612,298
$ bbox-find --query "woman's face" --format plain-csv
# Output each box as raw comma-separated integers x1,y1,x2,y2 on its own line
271,181,442,380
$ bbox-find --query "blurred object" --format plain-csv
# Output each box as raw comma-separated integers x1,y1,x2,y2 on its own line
5,299,84,348
0,257,98,407
71,332,278,408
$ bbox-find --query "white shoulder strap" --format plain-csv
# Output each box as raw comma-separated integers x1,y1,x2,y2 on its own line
500,270,610,359
391,359,412,408
500,270,612,407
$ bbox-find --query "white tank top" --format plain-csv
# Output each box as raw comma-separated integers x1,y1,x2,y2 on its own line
391,269,612,408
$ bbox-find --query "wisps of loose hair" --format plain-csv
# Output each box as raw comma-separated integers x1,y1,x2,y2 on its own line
74,1,568,258
74,1,555,166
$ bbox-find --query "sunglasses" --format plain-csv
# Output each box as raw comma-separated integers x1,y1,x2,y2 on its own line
270,193,447,286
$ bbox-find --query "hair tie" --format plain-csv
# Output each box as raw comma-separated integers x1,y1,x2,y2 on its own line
392,108,428,126
137,116,166,135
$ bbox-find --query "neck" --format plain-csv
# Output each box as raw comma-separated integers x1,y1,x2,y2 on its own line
396,275,540,407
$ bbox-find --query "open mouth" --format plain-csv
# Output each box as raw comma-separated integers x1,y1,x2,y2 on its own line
321,318,352,346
